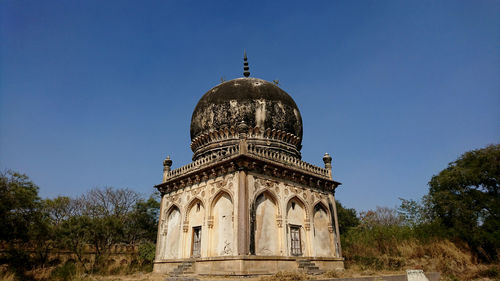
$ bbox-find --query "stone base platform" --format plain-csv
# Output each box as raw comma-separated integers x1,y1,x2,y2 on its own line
153,256,344,275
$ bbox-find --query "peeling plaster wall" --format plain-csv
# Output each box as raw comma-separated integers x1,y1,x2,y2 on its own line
164,208,181,259
212,193,234,256
313,206,333,257
255,192,279,255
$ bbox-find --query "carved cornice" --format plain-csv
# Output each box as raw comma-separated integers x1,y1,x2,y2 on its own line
155,150,341,196
191,126,302,160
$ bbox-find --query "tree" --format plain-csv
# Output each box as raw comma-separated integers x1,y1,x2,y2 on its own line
0,170,49,279
359,206,403,228
125,193,160,244
79,187,139,219
335,201,359,234
74,187,141,269
397,198,428,226
428,144,500,260
0,170,42,242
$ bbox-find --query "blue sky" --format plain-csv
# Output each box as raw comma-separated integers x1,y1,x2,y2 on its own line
1,0,499,211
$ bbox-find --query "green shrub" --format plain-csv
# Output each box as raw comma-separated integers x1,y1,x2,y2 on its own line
138,242,156,271
49,261,76,281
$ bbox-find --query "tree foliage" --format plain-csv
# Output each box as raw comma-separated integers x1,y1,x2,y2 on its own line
427,144,500,260
359,206,403,228
336,201,359,234
0,170,42,242
0,171,161,276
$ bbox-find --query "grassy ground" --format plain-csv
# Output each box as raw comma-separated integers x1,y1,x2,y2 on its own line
1,239,498,281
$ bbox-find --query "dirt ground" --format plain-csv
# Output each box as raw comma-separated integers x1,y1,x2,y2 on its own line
81,270,410,281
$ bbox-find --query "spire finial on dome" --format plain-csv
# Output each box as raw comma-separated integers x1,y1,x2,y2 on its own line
243,50,250,77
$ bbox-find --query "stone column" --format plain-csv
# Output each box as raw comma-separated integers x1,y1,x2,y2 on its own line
154,194,165,261
237,167,249,255
330,193,342,258
236,121,250,255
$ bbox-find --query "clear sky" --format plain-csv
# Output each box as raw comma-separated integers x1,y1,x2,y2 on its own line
1,0,499,212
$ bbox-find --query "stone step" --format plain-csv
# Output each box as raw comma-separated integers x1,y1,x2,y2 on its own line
296,259,323,275
169,262,196,276
164,277,200,281
307,270,324,275
305,266,319,270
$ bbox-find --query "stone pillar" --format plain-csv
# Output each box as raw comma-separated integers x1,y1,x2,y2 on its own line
330,193,342,258
237,167,249,255
156,156,171,261
236,121,249,255
154,194,165,261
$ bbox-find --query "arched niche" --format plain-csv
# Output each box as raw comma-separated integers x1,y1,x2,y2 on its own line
185,197,205,225
312,202,334,256
286,196,307,225
252,190,280,256
186,197,205,258
286,196,307,256
163,205,181,259
210,191,234,256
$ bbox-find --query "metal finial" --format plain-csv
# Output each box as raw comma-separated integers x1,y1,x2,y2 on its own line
243,50,250,77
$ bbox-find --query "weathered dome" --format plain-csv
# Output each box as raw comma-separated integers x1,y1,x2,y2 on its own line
190,77,303,160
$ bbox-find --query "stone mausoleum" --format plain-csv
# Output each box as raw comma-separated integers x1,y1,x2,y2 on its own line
153,54,344,275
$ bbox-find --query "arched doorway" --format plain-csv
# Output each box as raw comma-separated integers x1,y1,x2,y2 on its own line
286,197,307,256
186,198,205,258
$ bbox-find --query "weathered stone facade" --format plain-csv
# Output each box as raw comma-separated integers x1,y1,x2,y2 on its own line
154,73,344,275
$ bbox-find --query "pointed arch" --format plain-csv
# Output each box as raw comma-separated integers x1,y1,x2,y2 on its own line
313,200,331,218
162,204,182,259
185,196,205,220
210,190,234,256
209,189,234,216
165,203,182,218
312,200,334,257
251,189,280,256
253,188,281,215
184,196,206,258
285,195,308,257
285,195,309,218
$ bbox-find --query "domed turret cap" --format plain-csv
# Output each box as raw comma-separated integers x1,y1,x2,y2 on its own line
190,77,303,160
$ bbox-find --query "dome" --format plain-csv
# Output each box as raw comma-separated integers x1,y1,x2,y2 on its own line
190,77,303,160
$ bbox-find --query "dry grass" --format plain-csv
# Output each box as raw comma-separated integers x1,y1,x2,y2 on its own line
258,271,310,281
343,237,500,281
0,271,16,281
2,238,498,281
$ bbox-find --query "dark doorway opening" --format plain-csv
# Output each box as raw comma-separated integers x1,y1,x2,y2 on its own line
191,226,201,258
290,225,302,256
